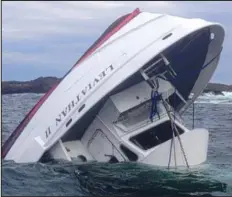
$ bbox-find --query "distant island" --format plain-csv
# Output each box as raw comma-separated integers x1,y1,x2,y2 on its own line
2,76,232,95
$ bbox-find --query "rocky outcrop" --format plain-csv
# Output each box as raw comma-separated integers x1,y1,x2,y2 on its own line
2,76,232,95
2,77,61,94
204,83,232,95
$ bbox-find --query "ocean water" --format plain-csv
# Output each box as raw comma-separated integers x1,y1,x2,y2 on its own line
2,93,232,196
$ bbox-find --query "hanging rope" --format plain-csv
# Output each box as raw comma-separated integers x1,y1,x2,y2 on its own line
167,89,175,169
172,89,177,169
161,96,190,169
168,131,173,169
146,76,189,169
150,90,162,122
192,102,195,129
148,77,163,122
167,90,177,170
173,130,177,168
168,130,177,169
172,122,189,169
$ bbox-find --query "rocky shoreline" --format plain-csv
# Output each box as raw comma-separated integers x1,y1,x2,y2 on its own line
2,77,60,95
2,76,232,95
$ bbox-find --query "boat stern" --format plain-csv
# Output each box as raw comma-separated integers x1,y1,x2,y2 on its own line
140,128,209,167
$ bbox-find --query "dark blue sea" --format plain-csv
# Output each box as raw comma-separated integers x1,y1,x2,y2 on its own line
2,93,232,196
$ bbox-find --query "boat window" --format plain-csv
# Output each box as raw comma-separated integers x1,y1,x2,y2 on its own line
78,104,85,112
66,118,72,127
120,144,138,161
142,56,167,79
115,100,152,127
77,155,87,162
130,121,184,151
108,156,119,163
162,33,173,40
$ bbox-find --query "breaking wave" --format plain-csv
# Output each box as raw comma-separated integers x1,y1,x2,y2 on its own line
197,92,232,104
2,161,229,196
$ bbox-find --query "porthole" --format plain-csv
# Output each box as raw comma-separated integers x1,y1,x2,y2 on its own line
162,33,173,40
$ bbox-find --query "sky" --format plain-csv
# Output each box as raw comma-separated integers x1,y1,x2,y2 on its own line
2,1,232,84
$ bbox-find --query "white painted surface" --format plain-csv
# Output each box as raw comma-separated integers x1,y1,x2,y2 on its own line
82,117,127,162
140,129,209,167
110,81,151,113
63,140,93,161
49,140,71,161
5,10,224,163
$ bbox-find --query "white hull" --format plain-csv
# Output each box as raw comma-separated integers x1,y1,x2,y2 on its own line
49,115,209,167
140,128,209,167
3,9,225,168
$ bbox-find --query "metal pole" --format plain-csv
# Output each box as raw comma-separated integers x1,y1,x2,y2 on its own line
192,102,195,129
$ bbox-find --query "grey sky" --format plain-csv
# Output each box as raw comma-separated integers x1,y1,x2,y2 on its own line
2,1,232,84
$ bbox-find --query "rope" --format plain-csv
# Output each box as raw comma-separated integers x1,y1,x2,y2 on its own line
168,130,177,169
167,89,174,169
167,132,173,169
192,102,195,129
161,97,190,169
167,89,177,170
173,130,177,168
147,77,189,169
149,90,162,122
173,122,189,169
172,89,177,169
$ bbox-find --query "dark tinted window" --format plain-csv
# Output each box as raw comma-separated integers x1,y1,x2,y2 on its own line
130,121,184,150
120,145,138,161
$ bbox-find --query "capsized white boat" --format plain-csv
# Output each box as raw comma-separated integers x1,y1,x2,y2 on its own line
2,8,225,167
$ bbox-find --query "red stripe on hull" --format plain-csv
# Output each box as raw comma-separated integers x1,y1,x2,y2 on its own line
2,8,141,159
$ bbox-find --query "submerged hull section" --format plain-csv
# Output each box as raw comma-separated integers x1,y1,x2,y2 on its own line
3,9,225,165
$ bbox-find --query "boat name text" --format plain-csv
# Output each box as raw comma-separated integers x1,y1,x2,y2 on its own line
45,64,114,139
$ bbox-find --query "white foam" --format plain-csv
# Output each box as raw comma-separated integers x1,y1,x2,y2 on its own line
196,91,232,104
